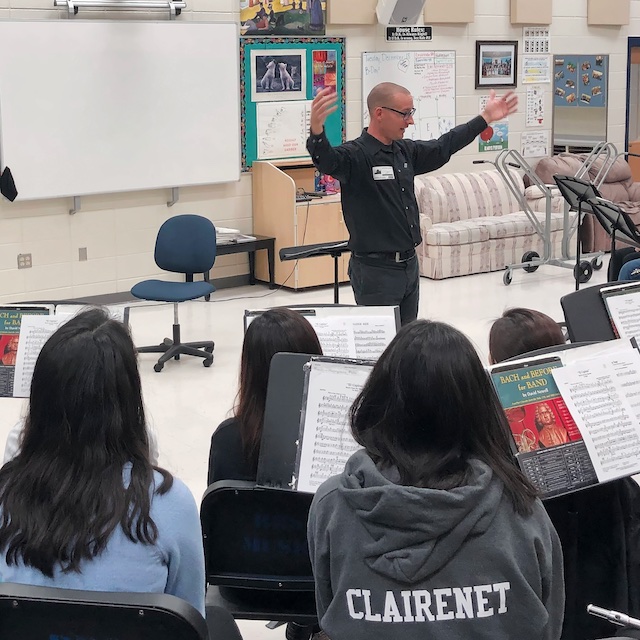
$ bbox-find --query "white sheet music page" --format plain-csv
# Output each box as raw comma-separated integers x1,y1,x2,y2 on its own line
296,360,372,493
308,317,357,358
602,289,640,340
551,351,640,482
13,315,69,398
308,316,396,359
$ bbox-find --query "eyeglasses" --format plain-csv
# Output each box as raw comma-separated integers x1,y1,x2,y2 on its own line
381,106,416,120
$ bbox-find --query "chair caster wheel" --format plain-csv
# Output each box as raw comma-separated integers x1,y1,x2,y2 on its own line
205,345,214,354
163,338,173,346
153,363,164,373
503,269,512,286
203,357,213,368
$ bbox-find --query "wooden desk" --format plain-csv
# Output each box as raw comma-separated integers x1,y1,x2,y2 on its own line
216,235,275,289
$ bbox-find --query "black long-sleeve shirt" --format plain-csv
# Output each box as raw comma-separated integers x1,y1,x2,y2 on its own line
306,116,487,254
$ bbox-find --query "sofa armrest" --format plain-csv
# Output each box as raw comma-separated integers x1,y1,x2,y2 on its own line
420,213,433,233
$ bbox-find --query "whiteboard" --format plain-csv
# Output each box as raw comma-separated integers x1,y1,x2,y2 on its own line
0,21,240,201
362,51,456,142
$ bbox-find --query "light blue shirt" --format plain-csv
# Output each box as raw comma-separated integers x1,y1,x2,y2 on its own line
0,469,206,617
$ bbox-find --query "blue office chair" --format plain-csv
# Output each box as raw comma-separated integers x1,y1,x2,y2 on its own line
131,214,216,372
0,583,216,640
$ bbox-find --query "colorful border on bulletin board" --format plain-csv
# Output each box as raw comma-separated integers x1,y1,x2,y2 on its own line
240,37,345,170
553,54,607,108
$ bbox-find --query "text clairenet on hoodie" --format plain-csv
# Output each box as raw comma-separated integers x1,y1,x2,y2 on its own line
345,582,510,623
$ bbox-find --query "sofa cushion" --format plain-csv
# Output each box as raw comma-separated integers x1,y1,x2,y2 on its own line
478,212,565,239
415,170,525,224
425,220,491,246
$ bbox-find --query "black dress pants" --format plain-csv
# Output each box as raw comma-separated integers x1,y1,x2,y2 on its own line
348,254,419,326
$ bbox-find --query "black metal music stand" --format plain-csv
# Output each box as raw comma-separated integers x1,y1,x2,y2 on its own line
279,241,350,303
586,196,640,255
553,175,601,290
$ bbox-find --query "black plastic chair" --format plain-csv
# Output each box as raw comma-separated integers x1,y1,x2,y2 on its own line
131,214,216,372
201,480,317,629
0,583,213,640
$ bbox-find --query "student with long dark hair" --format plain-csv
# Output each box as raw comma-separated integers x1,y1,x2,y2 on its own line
308,320,564,640
208,307,323,485
0,309,205,615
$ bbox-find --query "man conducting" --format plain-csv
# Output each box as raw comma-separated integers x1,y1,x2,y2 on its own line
307,82,517,325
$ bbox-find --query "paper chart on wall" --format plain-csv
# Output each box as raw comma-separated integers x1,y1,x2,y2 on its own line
522,55,551,84
256,100,312,160
522,131,550,158
362,51,456,141
526,85,545,127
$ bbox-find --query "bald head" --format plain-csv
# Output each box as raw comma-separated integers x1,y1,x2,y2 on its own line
367,82,411,116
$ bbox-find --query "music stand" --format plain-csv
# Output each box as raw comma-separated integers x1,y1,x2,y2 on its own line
586,197,640,255
553,175,601,290
279,241,350,303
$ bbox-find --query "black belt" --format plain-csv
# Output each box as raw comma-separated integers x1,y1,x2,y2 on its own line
354,249,416,263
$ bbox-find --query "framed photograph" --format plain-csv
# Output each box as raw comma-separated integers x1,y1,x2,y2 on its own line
475,41,518,89
250,49,307,103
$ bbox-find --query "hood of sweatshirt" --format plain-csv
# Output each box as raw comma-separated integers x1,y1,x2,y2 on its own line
337,449,504,584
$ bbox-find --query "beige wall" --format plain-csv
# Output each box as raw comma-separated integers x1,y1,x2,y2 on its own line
0,0,638,302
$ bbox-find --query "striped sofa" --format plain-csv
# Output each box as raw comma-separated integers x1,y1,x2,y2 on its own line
415,169,565,280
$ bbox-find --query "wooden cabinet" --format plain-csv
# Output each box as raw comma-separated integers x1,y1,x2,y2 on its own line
252,160,349,290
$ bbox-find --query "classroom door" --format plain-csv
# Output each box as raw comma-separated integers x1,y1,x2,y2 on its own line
626,38,640,182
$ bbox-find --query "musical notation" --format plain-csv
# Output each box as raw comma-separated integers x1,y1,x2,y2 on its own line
296,360,373,493
13,315,68,398
552,352,640,481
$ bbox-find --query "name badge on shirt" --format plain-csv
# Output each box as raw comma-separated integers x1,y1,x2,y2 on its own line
372,166,395,181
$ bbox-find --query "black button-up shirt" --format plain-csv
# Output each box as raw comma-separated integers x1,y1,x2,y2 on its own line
306,116,487,253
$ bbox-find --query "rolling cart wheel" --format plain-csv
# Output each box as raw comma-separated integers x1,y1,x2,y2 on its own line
522,251,540,273
503,269,513,286
153,363,164,373
574,260,593,284
203,357,213,368
591,256,603,271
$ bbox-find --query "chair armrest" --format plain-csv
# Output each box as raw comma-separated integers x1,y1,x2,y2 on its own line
420,214,433,233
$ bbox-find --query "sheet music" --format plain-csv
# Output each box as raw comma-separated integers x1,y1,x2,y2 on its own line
296,360,372,493
308,316,396,359
552,351,640,482
601,288,640,340
13,315,69,398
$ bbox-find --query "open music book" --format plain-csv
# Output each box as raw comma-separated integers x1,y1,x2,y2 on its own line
0,305,129,398
491,340,640,498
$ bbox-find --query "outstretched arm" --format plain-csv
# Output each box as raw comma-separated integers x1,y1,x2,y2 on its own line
481,89,518,124
310,87,339,135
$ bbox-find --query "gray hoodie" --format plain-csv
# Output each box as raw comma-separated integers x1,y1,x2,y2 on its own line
308,449,564,640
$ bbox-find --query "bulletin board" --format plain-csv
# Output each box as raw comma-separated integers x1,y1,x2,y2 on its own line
362,51,456,141
240,37,345,170
553,54,608,108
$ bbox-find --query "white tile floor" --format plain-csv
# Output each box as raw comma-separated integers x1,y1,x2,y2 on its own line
0,258,611,640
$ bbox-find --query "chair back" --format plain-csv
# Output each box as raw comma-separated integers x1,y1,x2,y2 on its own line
0,583,208,640
155,214,217,275
201,480,314,591
560,281,622,342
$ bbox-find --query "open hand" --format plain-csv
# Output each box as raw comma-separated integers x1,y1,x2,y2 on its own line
481,90,518,124
310,87,338,135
